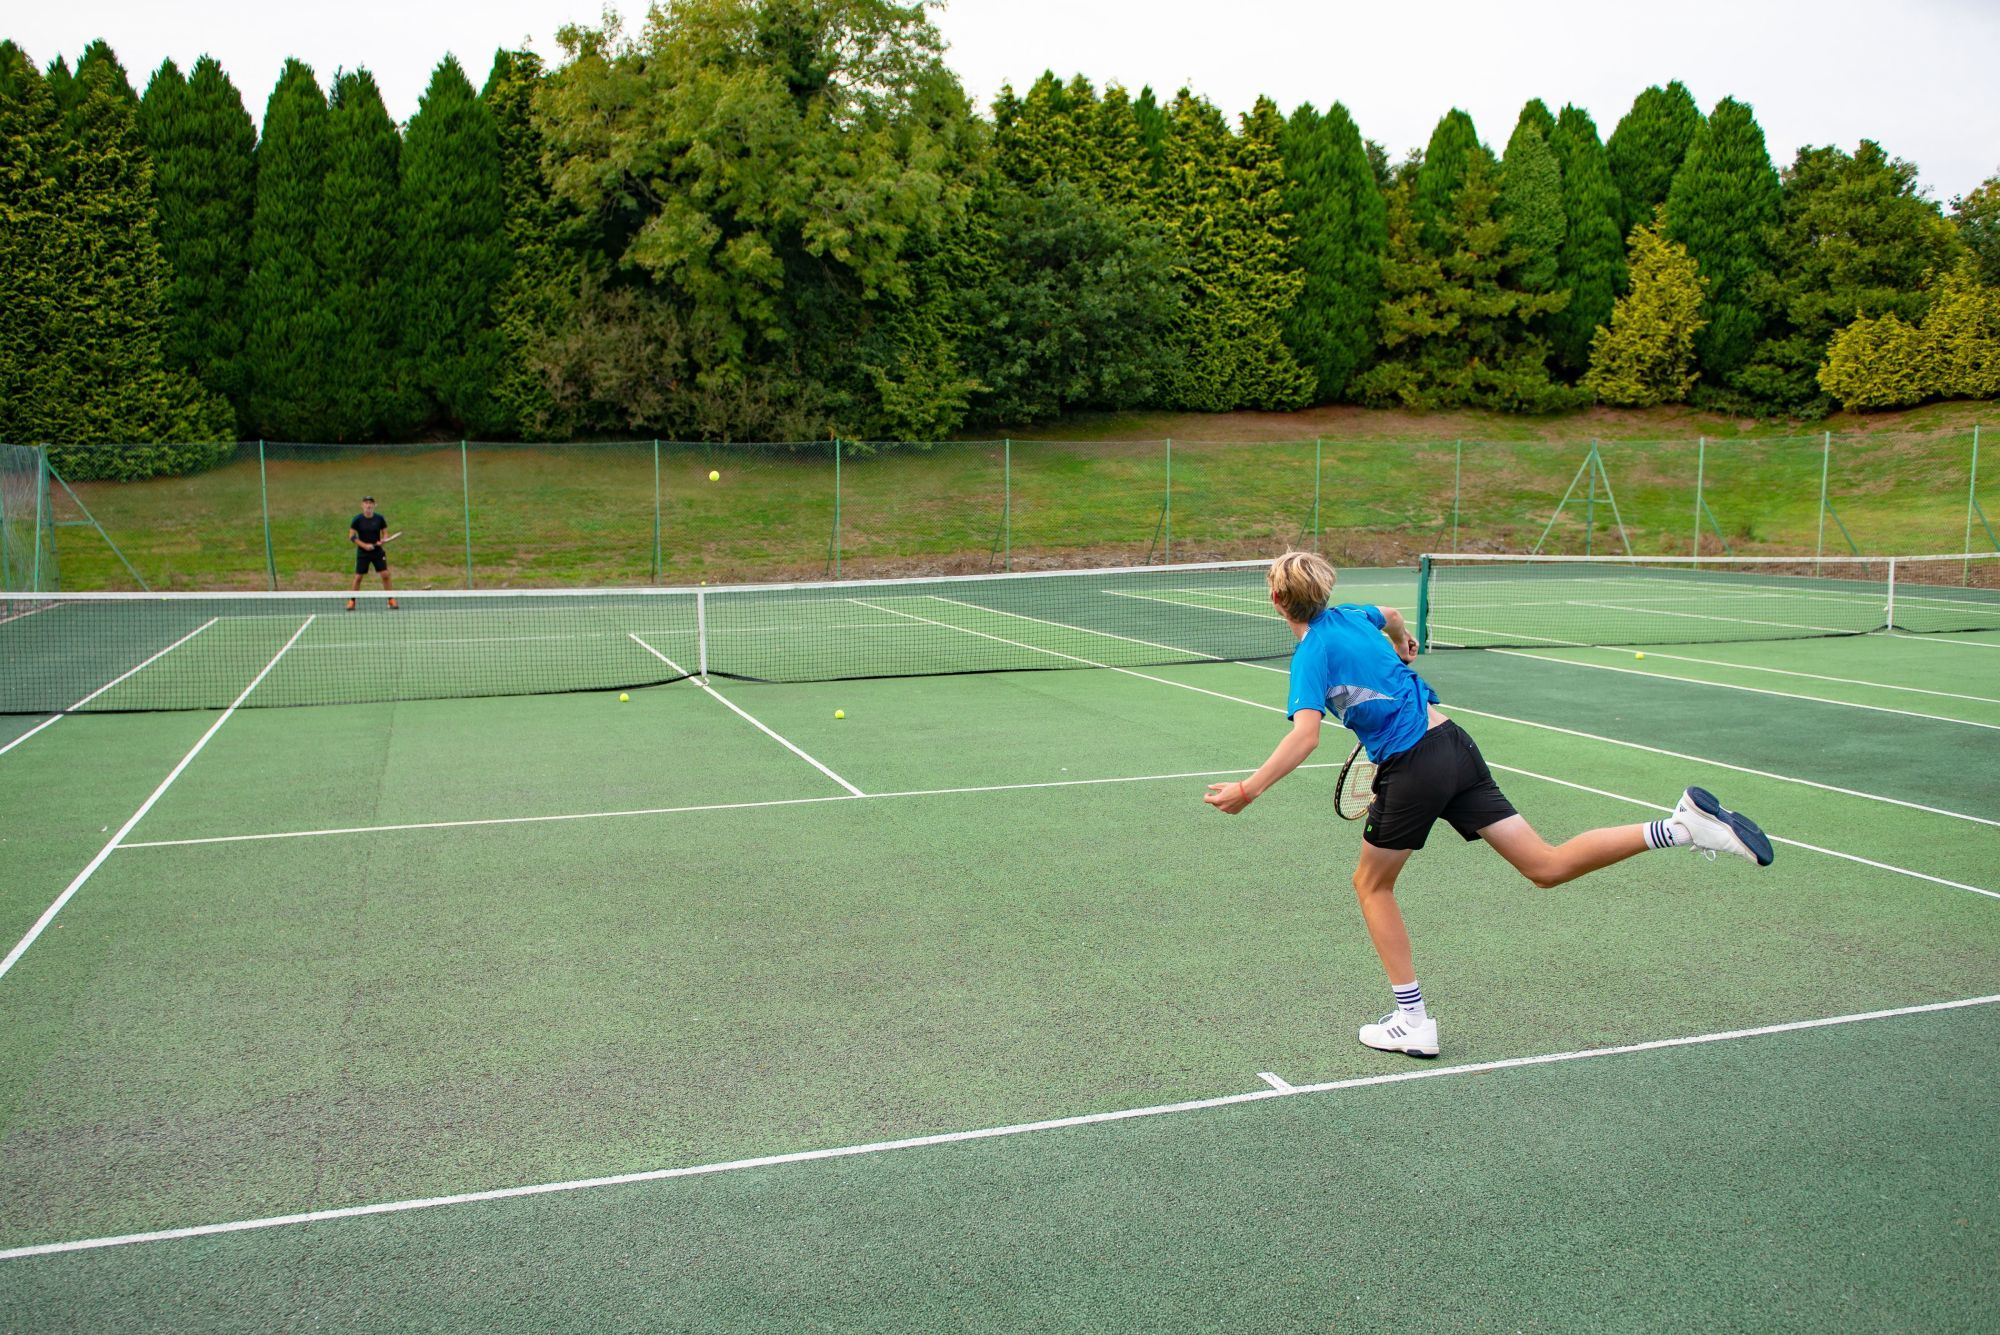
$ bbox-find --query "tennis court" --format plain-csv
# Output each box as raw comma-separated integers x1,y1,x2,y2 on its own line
2,560,1996,1330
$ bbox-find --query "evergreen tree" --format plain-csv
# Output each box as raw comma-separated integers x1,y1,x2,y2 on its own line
483,48,570,437
1583,214,1707,406
1818,261,2000,409
1352,160,1572,412
1278,99,1386,400
1413,109,1488,253
318,69,403,440
1498,106,1563,293
1607,81,1703,236
1091,83,1151,210
1547,104,1626,377
140,55,256,425
1,47,229,470
401,54,508,434
1953,173,2000,286
1515,98,1556,142
75,39,136,104
1663,96,1780,388
1735,140,1960,412
1131,85,1168,181
242,59,332,439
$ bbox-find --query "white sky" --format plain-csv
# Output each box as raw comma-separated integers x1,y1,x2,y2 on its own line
12,0,1998,202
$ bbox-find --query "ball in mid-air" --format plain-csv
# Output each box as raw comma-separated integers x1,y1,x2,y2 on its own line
708,470,720,482
619,692,630,702
834,709,845,719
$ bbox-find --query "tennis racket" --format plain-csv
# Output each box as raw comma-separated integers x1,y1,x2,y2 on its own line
380,531,403,543
1333,742,1376,820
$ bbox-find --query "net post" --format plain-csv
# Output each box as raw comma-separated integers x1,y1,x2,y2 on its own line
460,438,474,589
1967,425,1982,585
1003,437,1012,571
1415,554,1431,653
1451,440,1461,554
696,587,708,681
258,439,277,590
652,438,662,584
1814,430,1831,573
1885,557,1896,631
1693,435,1706,567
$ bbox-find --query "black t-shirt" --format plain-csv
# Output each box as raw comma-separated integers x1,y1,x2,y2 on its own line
352,513,388,546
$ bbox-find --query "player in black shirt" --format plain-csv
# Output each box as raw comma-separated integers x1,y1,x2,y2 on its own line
346,495,398,610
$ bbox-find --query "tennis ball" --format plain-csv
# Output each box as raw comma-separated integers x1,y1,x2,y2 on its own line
834,709,845,719
1634,652,1646,660
619,692,630,702
708,470,720,482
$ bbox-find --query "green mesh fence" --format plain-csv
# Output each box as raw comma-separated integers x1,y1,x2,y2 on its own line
1,445,56,593
17,428,1998,591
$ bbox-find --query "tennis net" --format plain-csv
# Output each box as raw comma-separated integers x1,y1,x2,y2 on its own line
1416,553,2000,650
1,560,1296,714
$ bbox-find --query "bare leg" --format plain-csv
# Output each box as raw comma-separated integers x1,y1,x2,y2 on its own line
1479,814,1649,889
1351,841,1418,985
349,572,363,591
380,571,393,591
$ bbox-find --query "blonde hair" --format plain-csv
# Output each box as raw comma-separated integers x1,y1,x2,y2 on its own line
1268,550,1335,623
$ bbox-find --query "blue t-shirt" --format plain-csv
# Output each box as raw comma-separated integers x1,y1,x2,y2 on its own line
1286,603,1440,762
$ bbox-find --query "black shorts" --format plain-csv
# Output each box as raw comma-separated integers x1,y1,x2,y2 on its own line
355,547,388,573
1364,719,1517,851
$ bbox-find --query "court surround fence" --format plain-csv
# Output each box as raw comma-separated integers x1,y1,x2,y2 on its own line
2,427,1994,593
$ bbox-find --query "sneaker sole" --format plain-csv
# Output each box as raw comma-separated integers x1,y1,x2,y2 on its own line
1686,786,1774,866
1358,1038,1440,1059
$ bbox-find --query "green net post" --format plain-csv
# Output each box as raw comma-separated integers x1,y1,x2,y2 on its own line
1693,435,1706,565
832,437,842,579
1312,437,1323,553
258,439,277,590
1451,440,1462,553
1814,430,1831,572
1003,437,1012,571
652,439,662,584
1415,554,1431,653
461,439,473,588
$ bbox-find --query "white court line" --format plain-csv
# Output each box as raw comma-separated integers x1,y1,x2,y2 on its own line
1480,647,2000,733
1257,1072,1295,1093
628,633,864,797
1885,631,2000,650
4,992,1993,1263
0,600,65,627
860,601,1999,899
0,617,315,986
117,765,1352,850
925,593,1245,662
1571,599,1863,638
1101,588,1284,621
0,617,219,758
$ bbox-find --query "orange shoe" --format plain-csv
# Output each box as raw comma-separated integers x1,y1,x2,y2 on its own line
345,598,356,611
387,598,399,610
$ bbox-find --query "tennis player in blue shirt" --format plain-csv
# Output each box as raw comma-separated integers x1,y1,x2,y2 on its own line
1204,551,1772,1059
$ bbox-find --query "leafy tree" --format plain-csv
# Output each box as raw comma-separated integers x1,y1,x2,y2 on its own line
1547,104,1626,377
1583,213,1707,405
401,54,509,434
483,48,572,437
140,55,256,425
1663,96,1780,388
1513,98,1555,143
242,59,332,438
1820,263,2000,408
1606,81,1702,236
1953,172,2000,286
318,69,404,439
1353,159,1573,412
1278,99,1387,400
1925,263,2000,400
1735,140,1961,412
1497,105,1563,293
0,46,229,472
538,0,964,438
1413,108,1488,252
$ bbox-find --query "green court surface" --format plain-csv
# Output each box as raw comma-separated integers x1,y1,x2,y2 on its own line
2,566,1996,1330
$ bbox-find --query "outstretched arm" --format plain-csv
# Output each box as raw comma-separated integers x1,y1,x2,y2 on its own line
1205,709,1322,814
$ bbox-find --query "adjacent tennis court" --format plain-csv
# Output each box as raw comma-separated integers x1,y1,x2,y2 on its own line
2,561,1996,1330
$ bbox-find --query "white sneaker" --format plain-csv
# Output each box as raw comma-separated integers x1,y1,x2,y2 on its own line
1358,1011,1439,1058
1672,787,1774,866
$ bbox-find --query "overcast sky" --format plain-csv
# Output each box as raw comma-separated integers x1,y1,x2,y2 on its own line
12,0,1998,202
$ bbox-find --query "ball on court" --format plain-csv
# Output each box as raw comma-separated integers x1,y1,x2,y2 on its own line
834,709,845,719
1634,652,1646,660
619,692,630,702
708,470,720,482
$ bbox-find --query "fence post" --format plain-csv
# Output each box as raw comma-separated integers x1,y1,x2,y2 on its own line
258,440,277,590
1451,440,1462,554
31,446,45,592
460,439,473,589
1163,438,1172,564
651,439,662,584
1584,442,1599,558
1003,437,1012,571
1312,437,1322,553
832,436,842,579
1814,430,1831,572
1693,435,1706,566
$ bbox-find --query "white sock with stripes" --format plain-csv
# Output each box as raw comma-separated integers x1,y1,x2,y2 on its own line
1645,818,1692,850
1391,980,1426,1022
